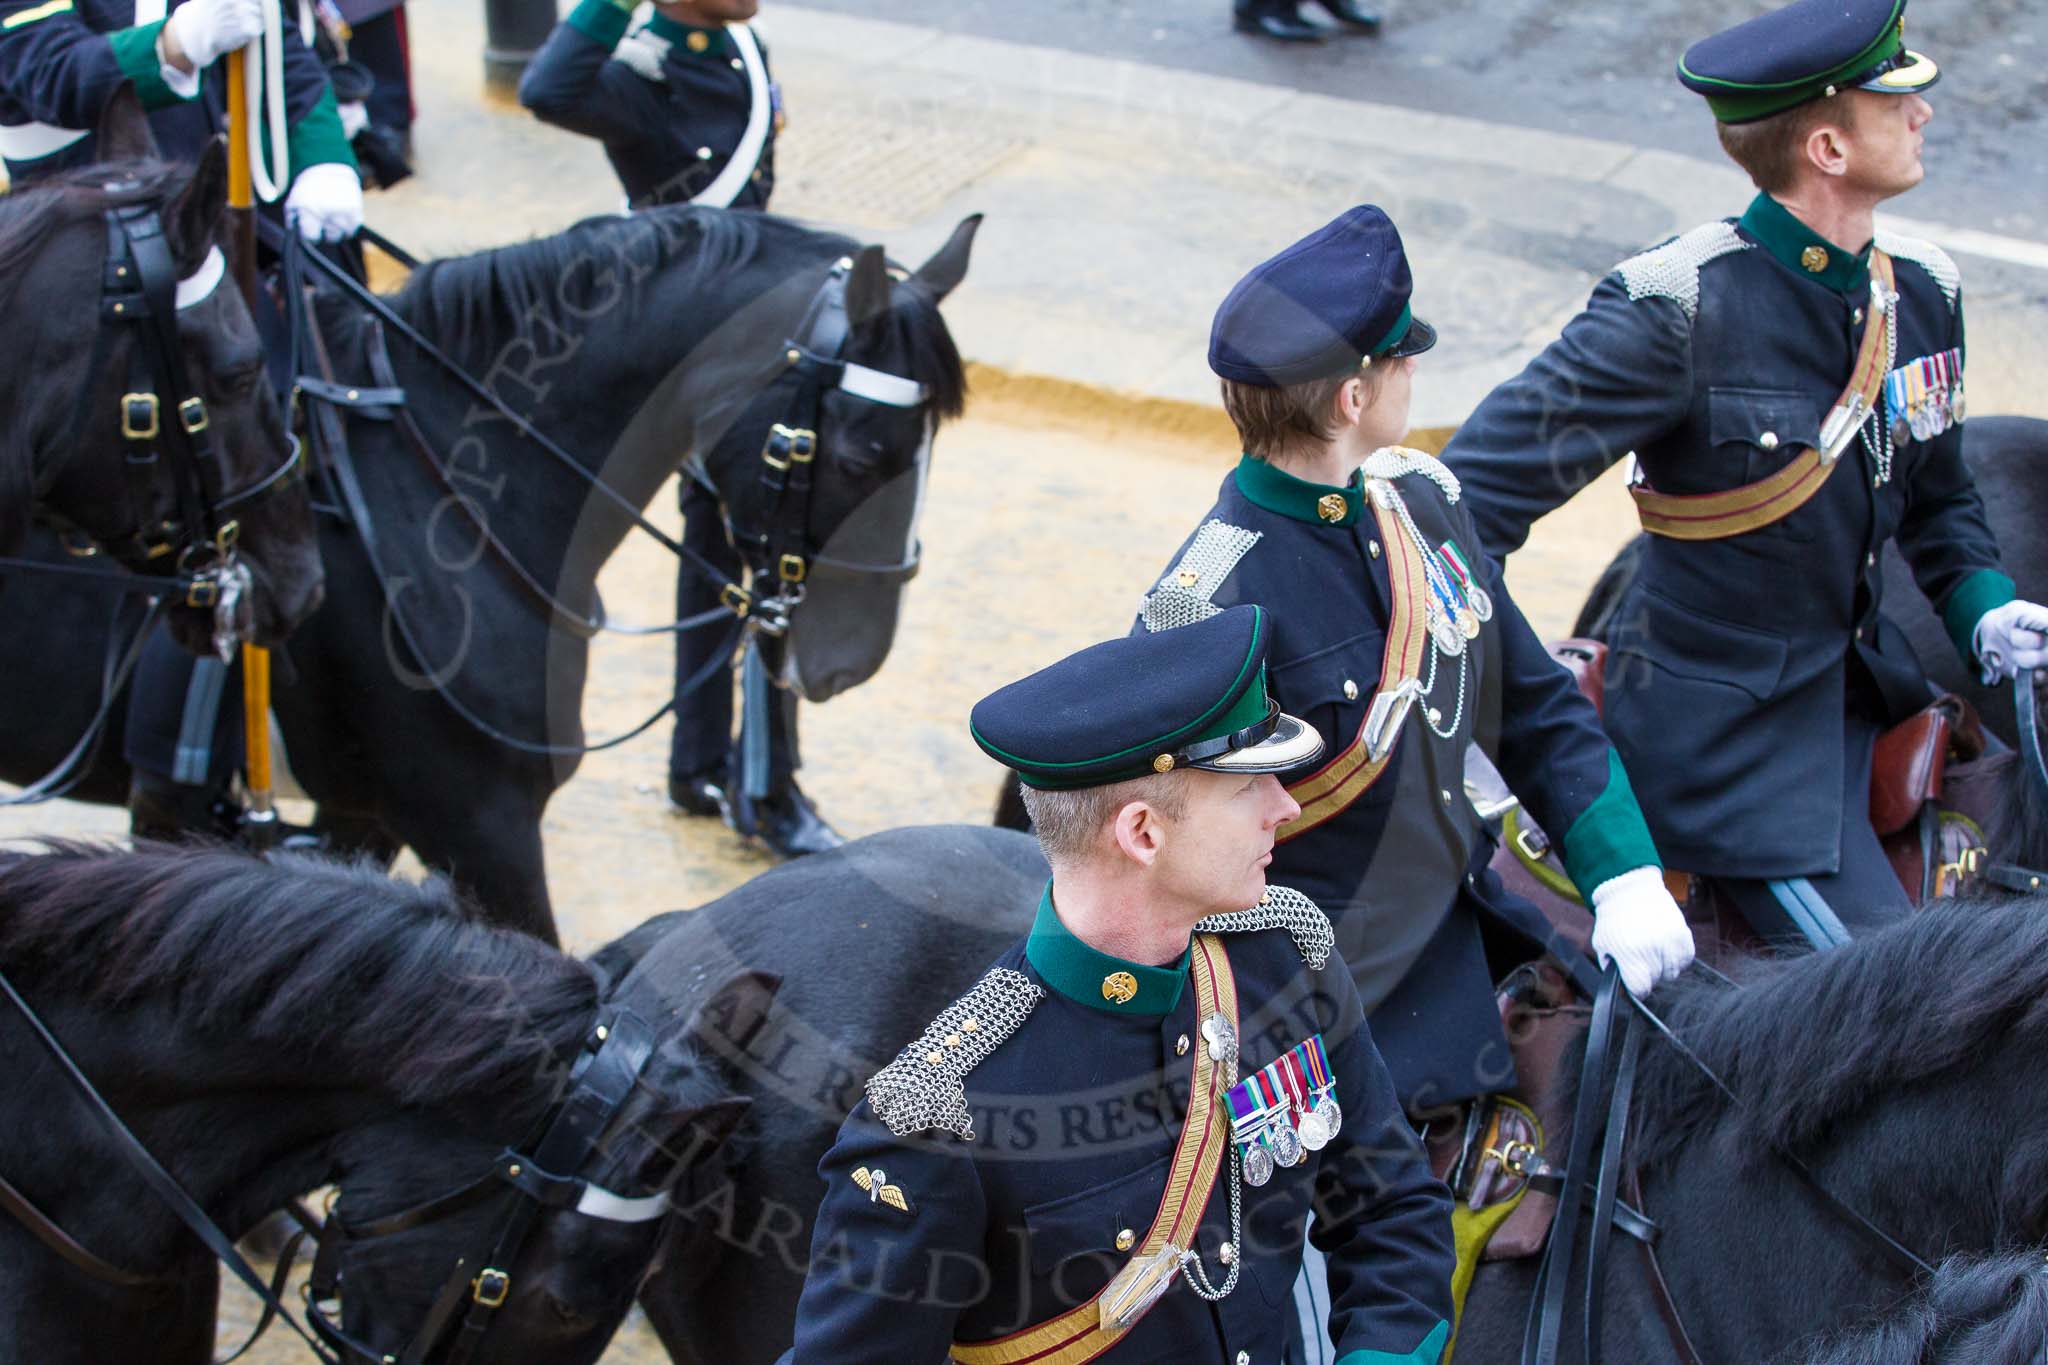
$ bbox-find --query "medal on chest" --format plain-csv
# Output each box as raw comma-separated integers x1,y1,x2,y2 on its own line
1224,1034,1338,1185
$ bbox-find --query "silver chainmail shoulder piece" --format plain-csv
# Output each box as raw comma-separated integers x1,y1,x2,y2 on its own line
1194,886,1333,970
1872,229,1961,311
1140,520,1262,634
1614,222,1749,320
1362,445,1461,504
613,23,672,82
864,968,1045,1141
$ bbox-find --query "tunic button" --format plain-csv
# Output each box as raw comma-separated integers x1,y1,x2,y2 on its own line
1368,540,1382,559
1759,431,1778,450
1237,1353,1251,1365
731,57,744,69
1176,1034,1190,1056
1343,679,1359,701
1115,1229,1135,1251
1866,552,1876,568
1853,307,1866,324
696,146,714,160
1441,789,1453,805
1219,1241,1236,1264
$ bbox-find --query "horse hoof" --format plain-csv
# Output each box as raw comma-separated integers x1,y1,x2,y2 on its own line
754,787,846,860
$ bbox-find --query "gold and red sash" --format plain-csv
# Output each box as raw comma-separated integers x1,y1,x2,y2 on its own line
1279,491,1430,842
1629,250,1896,541
949,936,1239,1365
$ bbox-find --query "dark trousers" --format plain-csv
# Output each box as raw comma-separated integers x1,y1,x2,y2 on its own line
669,476,798,791
1705,716,1912,949
123,624,242,790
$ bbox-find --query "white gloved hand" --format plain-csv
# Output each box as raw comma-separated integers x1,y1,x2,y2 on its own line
338,100,370,141
284,163,364,243
1973,599,2048,685
1589,865,1694,997
161,0,266,72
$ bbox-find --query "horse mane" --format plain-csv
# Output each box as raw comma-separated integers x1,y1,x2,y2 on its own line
1630,896,2048,1169
1793,1250,2048,1364
387,205,966,421
0,841,597,1108
1987,744,2048,874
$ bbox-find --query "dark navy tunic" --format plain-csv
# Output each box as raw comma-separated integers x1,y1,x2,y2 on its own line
789,887,1455,1365
517,0,773,210
1137,455,1656,1112
0,0,351,182
1442,194,2012,880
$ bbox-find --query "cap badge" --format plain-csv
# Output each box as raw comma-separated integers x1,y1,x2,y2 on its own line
1316,493,1347,523
1102,972,1139,1005
1801,245,1829,273
1152,753,1175,773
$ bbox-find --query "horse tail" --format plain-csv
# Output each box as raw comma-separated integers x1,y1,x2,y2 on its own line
1795,1250,2048,1365
1570,533,1650,642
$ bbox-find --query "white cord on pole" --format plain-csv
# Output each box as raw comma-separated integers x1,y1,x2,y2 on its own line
243,0,290,202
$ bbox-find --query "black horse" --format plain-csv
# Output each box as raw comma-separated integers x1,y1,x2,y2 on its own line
0,100,324,651
538,826,2048,1364
0,841,762,1364
1793,1251,2048,1365
1575,415,2048,745
0,206,976,941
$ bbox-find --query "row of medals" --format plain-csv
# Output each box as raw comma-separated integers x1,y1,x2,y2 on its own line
1229,1054,1342,1187
1886,350,1964,446
1423,543,1493,659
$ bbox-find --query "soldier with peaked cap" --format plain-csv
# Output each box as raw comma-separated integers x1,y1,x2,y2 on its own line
788,605,1456,1364
1441,0,2048,948
1136,206,1693,1123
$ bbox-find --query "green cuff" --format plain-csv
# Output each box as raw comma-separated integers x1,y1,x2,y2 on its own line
1337,1319,1450,1365
1942,568,2016,667
285,86,357,173
565,0,633,48
107,20,186,110
1558,751,1662,896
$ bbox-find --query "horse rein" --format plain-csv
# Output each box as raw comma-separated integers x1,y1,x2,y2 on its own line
1526,966,1934,1365
0,948,672,1365
303,1008,673,1365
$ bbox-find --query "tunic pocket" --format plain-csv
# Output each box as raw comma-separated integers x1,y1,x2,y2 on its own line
1020,1153,1175,1310
1706,386,1827,544
1607,585,1789,702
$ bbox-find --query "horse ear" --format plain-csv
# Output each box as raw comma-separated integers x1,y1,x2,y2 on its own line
908,213,982,302
687,969,782,1054
95,83,160,163
163,136,229,275
843,244,891,327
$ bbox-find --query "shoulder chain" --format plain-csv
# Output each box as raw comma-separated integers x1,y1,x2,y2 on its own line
1194,885,1333,969
1872,228,1961,311
1141,519,1262,634
1362,445,1460,503
864,967,1044,1140
1614,222,1749,320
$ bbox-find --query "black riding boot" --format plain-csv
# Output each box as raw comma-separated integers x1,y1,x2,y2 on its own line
1233,1,1326,42
753,780,846,859
1310,0,1382,31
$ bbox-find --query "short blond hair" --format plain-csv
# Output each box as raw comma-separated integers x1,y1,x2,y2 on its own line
1717,96,1859,194
1019,771,1191,866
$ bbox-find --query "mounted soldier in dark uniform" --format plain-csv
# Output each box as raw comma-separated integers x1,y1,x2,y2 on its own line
0,0,361,838
518,0,836,860
1441,0,2048,949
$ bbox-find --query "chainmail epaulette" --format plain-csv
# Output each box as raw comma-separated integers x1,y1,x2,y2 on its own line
1614,222,1750,320
1194,886,1333,969
1363,445,1460,503
1140,519,1262,634
1873,229,1961,310
864,968,1045,1140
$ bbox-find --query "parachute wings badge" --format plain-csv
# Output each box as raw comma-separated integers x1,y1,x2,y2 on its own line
851,1166,914,1216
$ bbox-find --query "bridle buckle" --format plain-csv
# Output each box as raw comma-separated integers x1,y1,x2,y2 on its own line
177,396,209,434
778,553,807,584
185,577,220,609
760,423,817,471
471,1267,511,1308
121,393,160,441
719,583,752,618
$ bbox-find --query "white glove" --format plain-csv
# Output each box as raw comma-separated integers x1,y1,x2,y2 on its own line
1973,599,2048,685
284,163,364,243
1589,866,1694,997
338,100,370,141
161,0,266,72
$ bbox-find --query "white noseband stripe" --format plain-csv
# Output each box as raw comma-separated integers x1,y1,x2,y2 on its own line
840,362,928,408
574,1184,672,1224
176,247,226,311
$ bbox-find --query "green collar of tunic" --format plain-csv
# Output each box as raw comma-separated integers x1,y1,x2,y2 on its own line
1739,193,1871,295
1232,453,1364,528
1025,883,1188,1015
644,12,735,56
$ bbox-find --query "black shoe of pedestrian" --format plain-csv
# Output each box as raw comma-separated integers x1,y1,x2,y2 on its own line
1311,0,1382,31
754,785,846,860
1233,6,1327,41
667,770,731,820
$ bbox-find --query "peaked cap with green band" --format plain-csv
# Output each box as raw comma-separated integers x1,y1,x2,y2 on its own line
1678,0,1939,124
970,604,1325,791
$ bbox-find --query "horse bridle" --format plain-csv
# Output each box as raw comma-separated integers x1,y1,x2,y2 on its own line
733,253,932,637
305,1007,673,1365
33,196,304,612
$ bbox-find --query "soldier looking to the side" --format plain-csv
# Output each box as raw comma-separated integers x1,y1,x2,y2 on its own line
1442,0,2048,948
787,605,1456,1364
